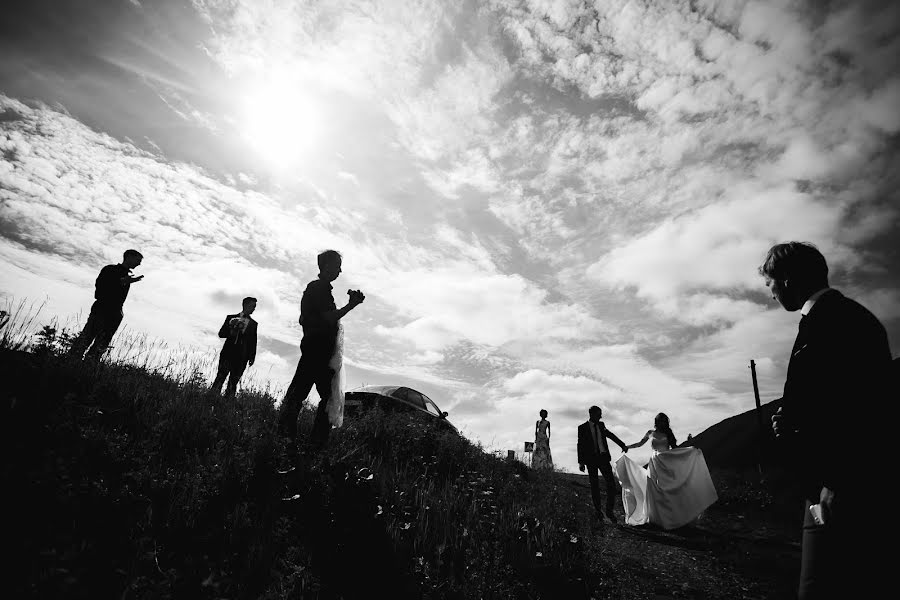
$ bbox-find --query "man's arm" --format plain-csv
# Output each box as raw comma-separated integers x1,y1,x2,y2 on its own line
248,322,257,365
576,425,586,467
322,290,365,323
218,315,232,339
605,428,629,452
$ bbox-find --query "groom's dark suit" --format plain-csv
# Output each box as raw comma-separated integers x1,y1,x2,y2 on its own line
779,289,891,599
578,420,628,518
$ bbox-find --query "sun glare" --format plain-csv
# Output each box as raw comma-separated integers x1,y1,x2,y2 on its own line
239,80,322,170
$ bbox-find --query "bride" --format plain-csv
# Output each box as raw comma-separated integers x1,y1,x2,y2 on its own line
614,413,717,530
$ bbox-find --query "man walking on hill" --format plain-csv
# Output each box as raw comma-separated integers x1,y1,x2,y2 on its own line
577,406,629,523
762,241,891,599
278,250,364,450
70,249,144,360
210,297,258,398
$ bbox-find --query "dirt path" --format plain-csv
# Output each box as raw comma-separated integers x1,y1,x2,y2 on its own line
567,479,801,599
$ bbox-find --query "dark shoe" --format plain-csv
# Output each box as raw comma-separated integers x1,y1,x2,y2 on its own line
605,510,616,521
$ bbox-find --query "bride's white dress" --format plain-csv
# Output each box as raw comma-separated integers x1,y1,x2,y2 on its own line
615,432,718,530
326,323,345,427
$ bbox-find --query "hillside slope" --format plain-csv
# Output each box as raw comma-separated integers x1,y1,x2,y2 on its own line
3,345,807,599
680,398,783,469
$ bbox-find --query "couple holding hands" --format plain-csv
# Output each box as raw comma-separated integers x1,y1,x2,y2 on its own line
577,406,717,530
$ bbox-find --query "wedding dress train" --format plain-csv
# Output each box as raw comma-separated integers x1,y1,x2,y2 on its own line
615,447,718,530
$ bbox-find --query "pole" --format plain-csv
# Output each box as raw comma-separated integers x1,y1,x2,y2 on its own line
749,360,764,480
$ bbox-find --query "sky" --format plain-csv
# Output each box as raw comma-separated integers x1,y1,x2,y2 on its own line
1,0,898,472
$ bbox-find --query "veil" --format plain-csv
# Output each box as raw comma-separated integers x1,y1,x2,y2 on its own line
327,322,345,427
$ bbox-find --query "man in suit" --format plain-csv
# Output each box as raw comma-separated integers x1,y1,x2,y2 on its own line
762,242,891,599
210,296,258,398
70,249,144,360
578,405,629,522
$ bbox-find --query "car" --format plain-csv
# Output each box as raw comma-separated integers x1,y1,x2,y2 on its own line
343,385,459,434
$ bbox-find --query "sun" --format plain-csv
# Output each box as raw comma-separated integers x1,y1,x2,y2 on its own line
239,78,322,170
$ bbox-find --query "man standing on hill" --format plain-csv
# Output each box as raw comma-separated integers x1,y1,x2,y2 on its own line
70,249,144,360
577,406,629,523
210,297,258,398
278,250,364,449
762,241,891,599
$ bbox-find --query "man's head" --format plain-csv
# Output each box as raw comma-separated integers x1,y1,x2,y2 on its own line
539,409,548,419
122,249,143,269
759,242,829,312
242,297,257,315
589,405,602,421
318,250,342,282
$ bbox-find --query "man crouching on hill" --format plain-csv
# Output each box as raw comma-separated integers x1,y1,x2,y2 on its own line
70,249,144,360
278,250,364,450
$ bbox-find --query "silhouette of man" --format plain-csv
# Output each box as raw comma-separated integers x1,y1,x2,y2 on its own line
210,297,258,398
577,406,628,522
278,250,364,449
762,242,891,599
70,249,143,360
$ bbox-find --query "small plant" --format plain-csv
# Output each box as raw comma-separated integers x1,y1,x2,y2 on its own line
32,324,76,357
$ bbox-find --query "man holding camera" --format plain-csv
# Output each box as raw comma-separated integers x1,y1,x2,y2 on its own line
278,249,364,449
70,249,144,360
210,296,258,398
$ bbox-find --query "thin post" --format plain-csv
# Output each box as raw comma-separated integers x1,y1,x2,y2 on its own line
749,360,764,479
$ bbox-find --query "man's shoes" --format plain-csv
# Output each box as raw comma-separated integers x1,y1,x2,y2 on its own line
605,510,617,522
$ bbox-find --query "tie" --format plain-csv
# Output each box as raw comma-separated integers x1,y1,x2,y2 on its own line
791,314,808,357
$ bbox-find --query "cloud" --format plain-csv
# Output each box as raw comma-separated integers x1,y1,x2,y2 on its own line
3,0,898,473
586,184,856,320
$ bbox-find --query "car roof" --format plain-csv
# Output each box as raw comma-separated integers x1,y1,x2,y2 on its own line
351,385,404,397
347,385,459,434
348,385,451,419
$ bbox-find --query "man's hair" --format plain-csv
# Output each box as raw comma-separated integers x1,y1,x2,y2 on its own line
758,242,828,287
123,249,143,260
589,405,601,415
317,249,342,270
242,297,257,306
539,409,548,418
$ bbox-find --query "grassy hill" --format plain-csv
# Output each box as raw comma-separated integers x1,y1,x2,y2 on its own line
3,342,597,599
680,398,784,469
2,320,808,599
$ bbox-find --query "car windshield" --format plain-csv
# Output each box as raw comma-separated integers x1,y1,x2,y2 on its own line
403,389,428,410
422,394,441,416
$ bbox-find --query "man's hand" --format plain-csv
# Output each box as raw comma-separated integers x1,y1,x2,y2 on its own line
621,446,628,454
348,289,365,307
128,274,144,283
771,407,785,438
578,463,585,472
819,486,835,521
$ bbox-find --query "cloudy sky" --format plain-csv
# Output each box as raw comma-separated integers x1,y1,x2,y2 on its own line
2,0,898,471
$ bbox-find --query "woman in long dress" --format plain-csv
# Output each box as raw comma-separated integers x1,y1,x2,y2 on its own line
615,413,717,529
532,409,553,470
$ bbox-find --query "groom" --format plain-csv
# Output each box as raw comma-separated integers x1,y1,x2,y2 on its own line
578,406,629,522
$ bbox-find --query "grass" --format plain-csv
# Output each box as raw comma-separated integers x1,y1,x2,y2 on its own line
2,306,592,600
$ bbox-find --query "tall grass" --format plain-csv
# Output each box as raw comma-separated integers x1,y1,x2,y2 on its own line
3,303,592,599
